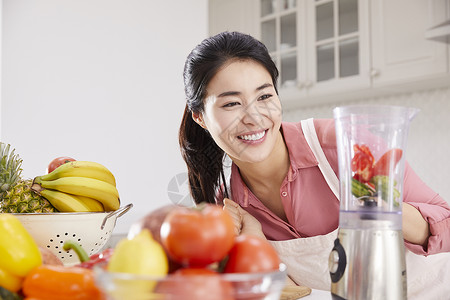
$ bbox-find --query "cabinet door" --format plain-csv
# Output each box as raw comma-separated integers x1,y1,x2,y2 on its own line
370,0,448,87
301,0,371,98
259,0,300,87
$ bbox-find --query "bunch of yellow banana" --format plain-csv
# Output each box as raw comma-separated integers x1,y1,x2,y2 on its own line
31,161,120,212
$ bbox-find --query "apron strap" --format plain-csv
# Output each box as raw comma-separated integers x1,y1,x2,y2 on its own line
300,118,340,200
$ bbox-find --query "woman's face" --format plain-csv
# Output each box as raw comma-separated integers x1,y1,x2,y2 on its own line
193,59,282,163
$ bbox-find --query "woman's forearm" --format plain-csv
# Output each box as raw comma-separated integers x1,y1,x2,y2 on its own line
402,202,430,247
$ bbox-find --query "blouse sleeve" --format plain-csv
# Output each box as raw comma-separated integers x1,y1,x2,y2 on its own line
403,162,450,255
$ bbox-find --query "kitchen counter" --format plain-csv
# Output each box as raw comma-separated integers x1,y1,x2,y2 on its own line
302,289,332,299
282,285,331,300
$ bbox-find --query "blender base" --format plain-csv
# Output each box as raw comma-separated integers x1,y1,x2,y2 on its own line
331,293,346,300
329,227,407,300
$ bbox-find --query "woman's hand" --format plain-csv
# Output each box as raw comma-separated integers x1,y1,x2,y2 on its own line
223,198,266,240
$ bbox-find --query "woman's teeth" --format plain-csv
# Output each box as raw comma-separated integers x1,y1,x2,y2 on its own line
239,130,266,141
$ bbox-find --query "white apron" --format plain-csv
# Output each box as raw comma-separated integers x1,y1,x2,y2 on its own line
270,118,450,298
405,249,450,300
269,118,338,291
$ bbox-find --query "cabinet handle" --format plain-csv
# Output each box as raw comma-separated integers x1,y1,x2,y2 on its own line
370,69,380,77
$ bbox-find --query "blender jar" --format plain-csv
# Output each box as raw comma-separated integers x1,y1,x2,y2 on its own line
334,105,419,230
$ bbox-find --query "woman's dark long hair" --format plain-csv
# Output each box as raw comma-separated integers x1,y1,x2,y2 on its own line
179,31,279,204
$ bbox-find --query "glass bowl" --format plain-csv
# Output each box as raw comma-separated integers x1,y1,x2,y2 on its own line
94,263,287,300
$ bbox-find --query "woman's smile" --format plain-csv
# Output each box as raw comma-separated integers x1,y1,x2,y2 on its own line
237,129,267,143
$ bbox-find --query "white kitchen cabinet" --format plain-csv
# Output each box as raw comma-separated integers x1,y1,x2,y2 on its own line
259,0,302,89
299,0,371,101
370,0,448,88
426,0,450,71
208,0,450,108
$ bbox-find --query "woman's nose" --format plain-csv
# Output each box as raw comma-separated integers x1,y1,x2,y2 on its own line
241,101,263,125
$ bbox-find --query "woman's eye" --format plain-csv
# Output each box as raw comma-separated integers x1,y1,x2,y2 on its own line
223,102,240,108
258,94,272,101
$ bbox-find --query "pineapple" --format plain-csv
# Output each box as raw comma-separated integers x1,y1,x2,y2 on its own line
0,142,57,213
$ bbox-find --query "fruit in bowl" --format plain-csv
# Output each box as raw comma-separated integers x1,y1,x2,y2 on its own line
0,142,120,213
95,262,287,300
95,204,287,300
0,142,131,265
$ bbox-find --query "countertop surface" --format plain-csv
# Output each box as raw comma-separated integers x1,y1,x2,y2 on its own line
302,289,332,299
282,286,332,300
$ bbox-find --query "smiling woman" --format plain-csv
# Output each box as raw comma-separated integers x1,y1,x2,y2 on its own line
179,31,281,204
178,31,450,294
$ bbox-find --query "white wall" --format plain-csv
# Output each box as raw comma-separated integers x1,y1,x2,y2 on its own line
1,0,208,234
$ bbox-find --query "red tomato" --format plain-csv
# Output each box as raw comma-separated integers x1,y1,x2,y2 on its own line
76,248,114,270
160,204,235,267
47,156,76,173
351,144,375,182
224,234,280,274
373,148,403,176
155,268,234,300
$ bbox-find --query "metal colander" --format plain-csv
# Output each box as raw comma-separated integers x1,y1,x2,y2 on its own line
13,203,132,265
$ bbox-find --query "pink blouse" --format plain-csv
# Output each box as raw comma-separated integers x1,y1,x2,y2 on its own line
221,119,450,256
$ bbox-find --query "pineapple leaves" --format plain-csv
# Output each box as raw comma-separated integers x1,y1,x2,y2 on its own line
0,142,24,196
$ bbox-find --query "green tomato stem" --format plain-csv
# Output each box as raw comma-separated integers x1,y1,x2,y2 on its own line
63,240,90,263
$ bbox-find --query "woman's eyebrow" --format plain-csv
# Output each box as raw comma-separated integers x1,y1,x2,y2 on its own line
217,90,240,98
217,83,272,98
256,83,273,91
217,83,273,98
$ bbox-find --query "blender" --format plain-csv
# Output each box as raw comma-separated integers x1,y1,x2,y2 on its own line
329,105,419,299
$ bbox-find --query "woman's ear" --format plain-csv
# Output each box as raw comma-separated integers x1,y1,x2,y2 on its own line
192,111,207,129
